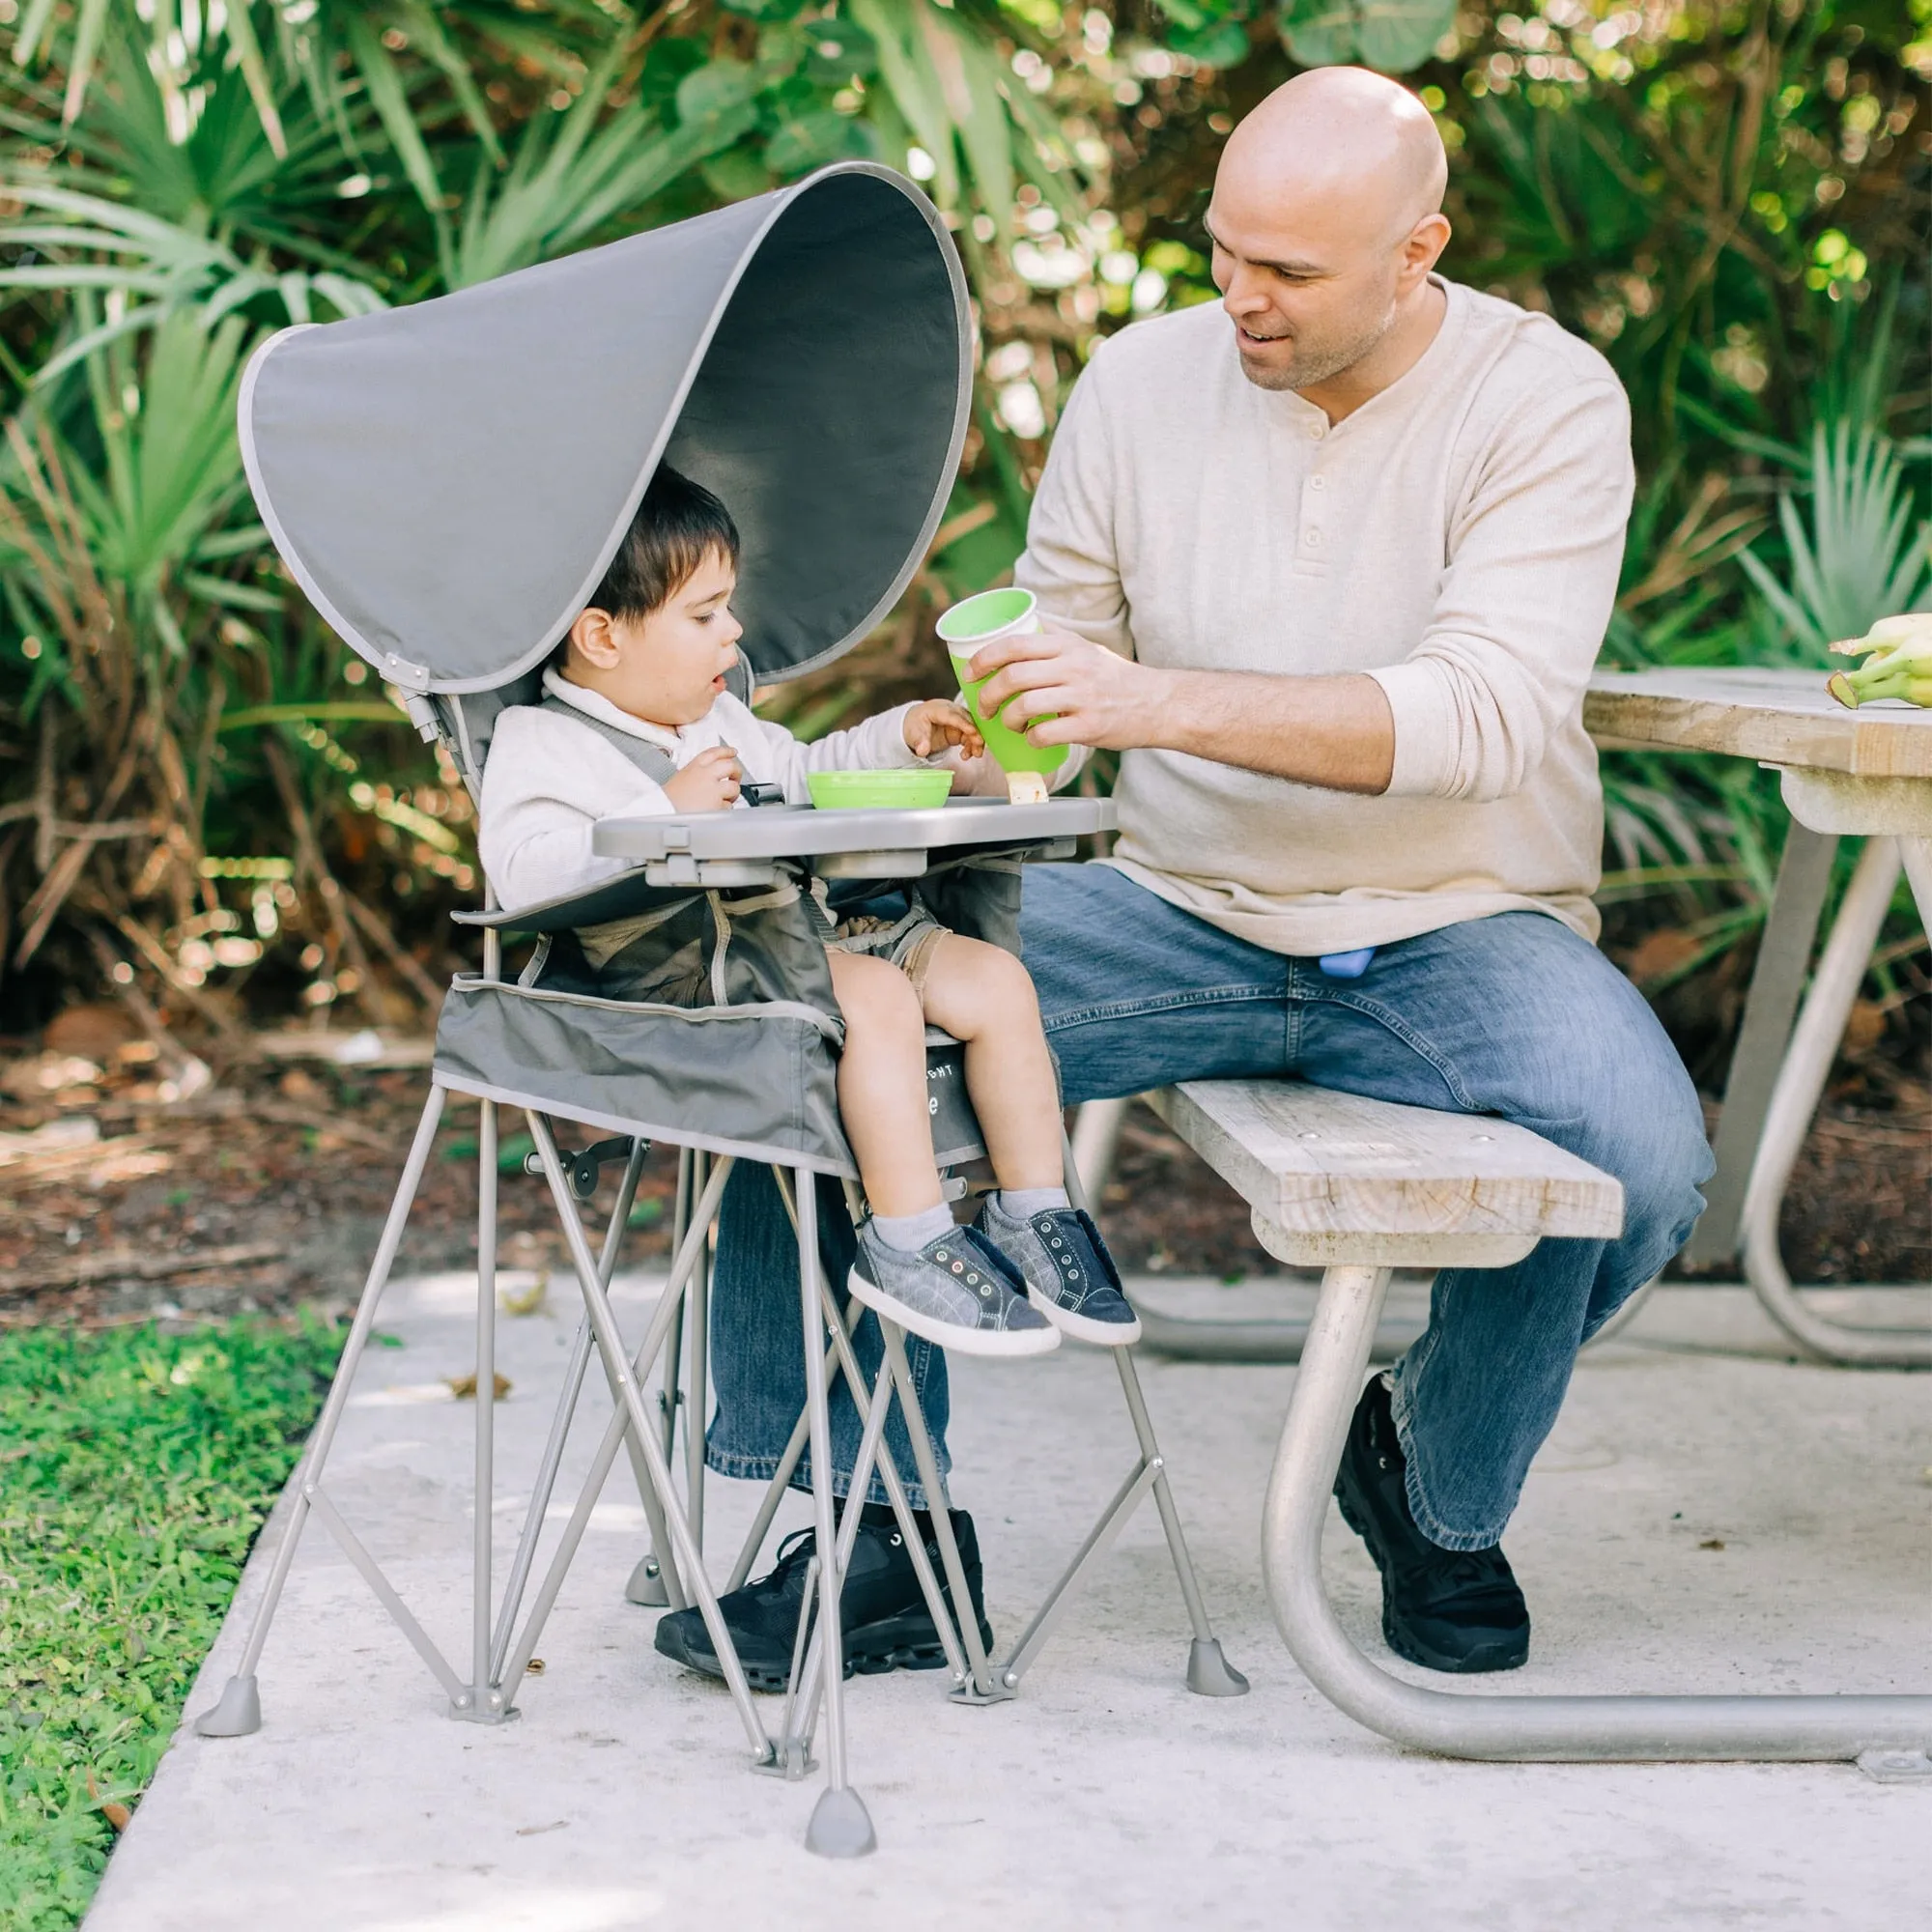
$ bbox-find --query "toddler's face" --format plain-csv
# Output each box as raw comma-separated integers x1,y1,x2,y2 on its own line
587,548,744,726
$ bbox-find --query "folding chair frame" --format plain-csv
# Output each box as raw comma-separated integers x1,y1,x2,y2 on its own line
195,940,1244,1863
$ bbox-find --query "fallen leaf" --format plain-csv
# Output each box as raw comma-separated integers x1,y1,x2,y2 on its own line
86,1769,132,1832
443,1372,513,1401
499,1270,549,1318
525,1657,546,1676
1698,1538,1725,1550
515,1819,568,1836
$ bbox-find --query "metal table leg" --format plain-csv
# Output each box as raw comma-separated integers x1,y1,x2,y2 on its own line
1683,824,1838,1268
1262,1261,1932,1760
1738,837,1930,1368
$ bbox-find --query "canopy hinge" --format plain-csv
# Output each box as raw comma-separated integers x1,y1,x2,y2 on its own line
380,650,433,694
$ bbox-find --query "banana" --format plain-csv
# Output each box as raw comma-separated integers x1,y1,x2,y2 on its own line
1824,611,1932,706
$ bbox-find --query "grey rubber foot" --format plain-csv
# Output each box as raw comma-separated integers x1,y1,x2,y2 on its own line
624,1554,669,1607
1186,1637,1250,1697
1858,1747,1932,1783
194,1673,263,1737
805,1785,877,1859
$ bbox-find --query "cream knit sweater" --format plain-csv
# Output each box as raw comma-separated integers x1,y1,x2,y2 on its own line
1013,276,1634,953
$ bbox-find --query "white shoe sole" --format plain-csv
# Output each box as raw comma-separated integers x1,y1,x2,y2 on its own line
847,1266,1060,1358
1027,1286,1142,1348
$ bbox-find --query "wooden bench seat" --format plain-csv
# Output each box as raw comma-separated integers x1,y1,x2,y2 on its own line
1151,1080,1621,1270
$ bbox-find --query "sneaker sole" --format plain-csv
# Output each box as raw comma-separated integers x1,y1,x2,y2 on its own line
1026,1285,1141,1348
847,1266,1060,1358
656,1608,994,1691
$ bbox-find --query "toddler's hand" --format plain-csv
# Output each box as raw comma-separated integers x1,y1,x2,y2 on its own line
903,698,983,760
665,745,743,812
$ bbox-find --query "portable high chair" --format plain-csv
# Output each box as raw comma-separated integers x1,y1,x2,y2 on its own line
191,162,1241,1859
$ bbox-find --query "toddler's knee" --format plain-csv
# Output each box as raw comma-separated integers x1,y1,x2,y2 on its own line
836,951,925,1032
968,938,1040,1013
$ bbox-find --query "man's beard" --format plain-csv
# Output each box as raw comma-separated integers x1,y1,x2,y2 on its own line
1234,298,1396,393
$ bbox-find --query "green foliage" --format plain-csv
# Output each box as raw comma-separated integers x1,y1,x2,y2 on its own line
1740,424,1930,655
0,0,1922,1042
1279,0,1459,72
0,1319,343,1928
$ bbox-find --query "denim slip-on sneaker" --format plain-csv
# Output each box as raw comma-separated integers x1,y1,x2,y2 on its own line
653,1508,993,1691
1332,1376,1530,1674
977,1199,1141,1347
847,1222,1058,1358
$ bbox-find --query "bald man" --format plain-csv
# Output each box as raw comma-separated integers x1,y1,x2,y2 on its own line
667,71,1712,1690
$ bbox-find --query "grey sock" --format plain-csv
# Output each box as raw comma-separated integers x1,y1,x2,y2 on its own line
992,1186,1069,1222
871,1203,955,1252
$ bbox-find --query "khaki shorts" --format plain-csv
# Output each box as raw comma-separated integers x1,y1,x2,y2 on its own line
827,907,951,997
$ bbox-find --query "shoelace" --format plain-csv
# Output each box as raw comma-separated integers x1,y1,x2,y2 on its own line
1412,1544,1520,1613
752,1526,819,1599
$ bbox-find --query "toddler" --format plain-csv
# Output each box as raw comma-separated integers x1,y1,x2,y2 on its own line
480,467,1139,1356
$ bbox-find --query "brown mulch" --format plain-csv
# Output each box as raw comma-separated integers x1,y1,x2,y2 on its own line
0,1029,1925,1327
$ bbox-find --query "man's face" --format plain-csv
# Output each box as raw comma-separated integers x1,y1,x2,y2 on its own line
1205,176,1406,394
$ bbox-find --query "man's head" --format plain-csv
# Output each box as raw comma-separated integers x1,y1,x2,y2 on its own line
1207,68,1450,394
561,465,745,726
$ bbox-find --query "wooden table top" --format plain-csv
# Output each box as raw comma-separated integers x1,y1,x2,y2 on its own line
1584,667,1932,780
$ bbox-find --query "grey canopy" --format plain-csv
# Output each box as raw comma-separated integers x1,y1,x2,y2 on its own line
240,163,972,696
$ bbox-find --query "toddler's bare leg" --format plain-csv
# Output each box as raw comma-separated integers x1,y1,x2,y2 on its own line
917,936,1063,1190
827,950,944,1216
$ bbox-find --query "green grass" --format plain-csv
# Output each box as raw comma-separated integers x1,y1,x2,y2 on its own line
0,1320,343,1930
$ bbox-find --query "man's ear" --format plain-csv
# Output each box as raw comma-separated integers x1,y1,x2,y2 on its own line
569,607,622,670
1399,212,1452,292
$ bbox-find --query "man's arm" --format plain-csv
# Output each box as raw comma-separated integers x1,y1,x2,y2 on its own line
989,363,1632,804
968,639,1397,794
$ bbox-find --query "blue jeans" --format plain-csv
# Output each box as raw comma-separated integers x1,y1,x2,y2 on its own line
708,863,1712,1547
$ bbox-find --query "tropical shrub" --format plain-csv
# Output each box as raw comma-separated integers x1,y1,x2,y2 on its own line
0,1,1924,1073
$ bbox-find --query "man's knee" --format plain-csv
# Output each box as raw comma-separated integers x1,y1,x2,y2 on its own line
1559,1030,1712,1245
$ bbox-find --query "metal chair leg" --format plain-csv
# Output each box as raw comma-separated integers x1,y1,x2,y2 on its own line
195,1088,449,1737
524,1118,774,1763
494,1140,649,1677
628,1146,691,1607
1046,1131,1247,1696
793,1167,878,1858
687,1151,710,1550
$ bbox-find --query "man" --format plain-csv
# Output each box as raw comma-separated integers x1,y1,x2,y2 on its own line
657,68,1711,1685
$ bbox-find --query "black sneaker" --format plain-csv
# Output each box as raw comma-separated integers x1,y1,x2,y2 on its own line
1332,1376,1530,1674
653,1506,992,1691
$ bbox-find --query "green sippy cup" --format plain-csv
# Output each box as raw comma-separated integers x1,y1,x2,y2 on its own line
936,588,1067,797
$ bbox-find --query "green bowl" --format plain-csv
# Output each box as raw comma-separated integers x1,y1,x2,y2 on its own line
806,768,954,810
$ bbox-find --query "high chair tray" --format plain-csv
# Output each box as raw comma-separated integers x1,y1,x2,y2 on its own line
462,795,1116,933
590,794,1115,867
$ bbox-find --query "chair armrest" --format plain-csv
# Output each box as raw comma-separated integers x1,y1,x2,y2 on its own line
451,867,690,935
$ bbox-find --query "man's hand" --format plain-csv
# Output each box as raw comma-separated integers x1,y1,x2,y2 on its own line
968,630,1168,751
664,745,743,812
969,627,1396,793
902,697,984,759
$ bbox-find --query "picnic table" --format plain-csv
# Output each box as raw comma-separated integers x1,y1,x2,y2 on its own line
1583,667,1931,1366
1081,665,1930,1769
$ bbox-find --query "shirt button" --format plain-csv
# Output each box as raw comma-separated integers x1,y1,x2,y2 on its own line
1304,528,1322,547
1308,475,1326,491
1307,421,1325,440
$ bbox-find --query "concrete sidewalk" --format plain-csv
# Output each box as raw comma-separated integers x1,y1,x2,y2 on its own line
88,1273,1930,1931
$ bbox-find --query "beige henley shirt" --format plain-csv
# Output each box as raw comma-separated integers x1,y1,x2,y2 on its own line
1013,275,1634,954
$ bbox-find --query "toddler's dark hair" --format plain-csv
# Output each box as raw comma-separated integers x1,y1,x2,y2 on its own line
583,465,739,622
